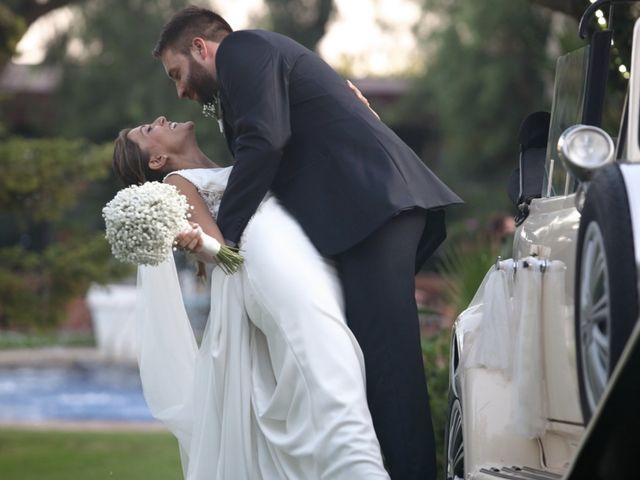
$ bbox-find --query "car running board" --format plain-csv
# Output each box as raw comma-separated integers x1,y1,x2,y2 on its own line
479,466,562,480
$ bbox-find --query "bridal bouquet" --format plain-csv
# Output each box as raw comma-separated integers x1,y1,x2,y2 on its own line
102,182,243,274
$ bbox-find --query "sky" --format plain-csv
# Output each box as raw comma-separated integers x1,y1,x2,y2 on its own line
13,0,422,77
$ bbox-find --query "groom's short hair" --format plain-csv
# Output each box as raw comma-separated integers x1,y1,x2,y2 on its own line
153,6,233,58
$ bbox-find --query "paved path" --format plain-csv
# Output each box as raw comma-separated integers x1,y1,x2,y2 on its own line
0,420,167,432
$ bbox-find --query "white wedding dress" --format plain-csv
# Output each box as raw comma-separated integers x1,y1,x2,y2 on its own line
136,167,388,479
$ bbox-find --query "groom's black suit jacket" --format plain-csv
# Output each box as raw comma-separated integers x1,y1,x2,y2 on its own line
215,30,462,263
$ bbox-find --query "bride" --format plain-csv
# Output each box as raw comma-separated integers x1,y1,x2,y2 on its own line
112,115,389,479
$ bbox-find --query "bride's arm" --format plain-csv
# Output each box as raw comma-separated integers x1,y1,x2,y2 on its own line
165,174,224,261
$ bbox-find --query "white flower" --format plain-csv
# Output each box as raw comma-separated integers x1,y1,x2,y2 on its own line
102,182,191,266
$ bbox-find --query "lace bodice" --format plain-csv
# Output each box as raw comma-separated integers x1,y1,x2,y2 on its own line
165,167,232,221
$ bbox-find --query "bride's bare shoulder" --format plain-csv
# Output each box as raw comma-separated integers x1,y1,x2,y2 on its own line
164,172,198,197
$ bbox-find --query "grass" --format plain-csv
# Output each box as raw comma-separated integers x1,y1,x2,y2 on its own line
0,332,96,350
0,429,182,480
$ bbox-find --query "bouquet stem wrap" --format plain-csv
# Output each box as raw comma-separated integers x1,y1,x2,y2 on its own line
199,233,244,275
103,182,243,274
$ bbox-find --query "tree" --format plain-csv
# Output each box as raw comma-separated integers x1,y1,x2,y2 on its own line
0,0,201,329
529,0,587,19
42,0,232,165
403,0,553,215
0,1,90,71
263,0,335,51
0,5,25,69
6,0,85,28
0,138,129,329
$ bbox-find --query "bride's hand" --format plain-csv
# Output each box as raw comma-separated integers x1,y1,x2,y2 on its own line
174,222,204,253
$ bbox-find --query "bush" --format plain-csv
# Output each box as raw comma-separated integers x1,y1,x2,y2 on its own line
423,329,451,479
424,229,501,476
0,137,130,329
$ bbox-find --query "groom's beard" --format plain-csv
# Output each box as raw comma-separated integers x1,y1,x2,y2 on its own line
186,58,218,106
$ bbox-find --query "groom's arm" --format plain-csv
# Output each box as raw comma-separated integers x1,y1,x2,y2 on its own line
215,31,292,245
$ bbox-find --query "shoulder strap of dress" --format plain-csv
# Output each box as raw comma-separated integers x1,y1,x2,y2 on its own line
164,168,231,192
164,169,200,188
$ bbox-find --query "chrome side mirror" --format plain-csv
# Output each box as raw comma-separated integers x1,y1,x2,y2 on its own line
557,124,615,181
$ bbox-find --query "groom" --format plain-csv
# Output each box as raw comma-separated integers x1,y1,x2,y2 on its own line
154,6,461,479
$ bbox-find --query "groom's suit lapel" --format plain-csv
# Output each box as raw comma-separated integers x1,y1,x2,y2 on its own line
219,94,236,156
223,118,235,155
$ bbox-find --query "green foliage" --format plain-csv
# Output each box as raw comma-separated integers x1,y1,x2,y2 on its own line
528,0,587,20
428,0,550,172
422,231,500,477
46,0,231,164
422,329,452,480
0,137,110,223
0,4,26,68
0,429,181,480
263,0,335,51
439,233,499,316
405,0,553,203
0,238,129,328
0,137,131,329
0,331,95,350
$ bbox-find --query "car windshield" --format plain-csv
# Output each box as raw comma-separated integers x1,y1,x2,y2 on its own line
543,46,590,198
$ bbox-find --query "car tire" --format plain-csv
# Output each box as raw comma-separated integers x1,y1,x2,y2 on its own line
575,163,638,424
444,389,464,480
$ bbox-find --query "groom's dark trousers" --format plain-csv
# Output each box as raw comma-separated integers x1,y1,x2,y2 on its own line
336,208,438,479
214,29,462,480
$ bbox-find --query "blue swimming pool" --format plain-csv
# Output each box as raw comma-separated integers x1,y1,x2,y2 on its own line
0,366,155,422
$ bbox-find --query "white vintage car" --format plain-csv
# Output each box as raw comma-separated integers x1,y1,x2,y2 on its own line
445,2,640,479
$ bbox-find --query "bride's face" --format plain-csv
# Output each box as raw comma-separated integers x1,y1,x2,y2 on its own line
127,116,196,159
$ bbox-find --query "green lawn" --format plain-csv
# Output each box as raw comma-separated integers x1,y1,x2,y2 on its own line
0,429,182,480
0,332,96,350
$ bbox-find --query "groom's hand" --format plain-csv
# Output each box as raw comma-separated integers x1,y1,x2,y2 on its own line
174,222,204,253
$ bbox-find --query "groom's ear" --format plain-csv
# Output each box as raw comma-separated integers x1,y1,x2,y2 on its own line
191,37,208,61
149,154,168,171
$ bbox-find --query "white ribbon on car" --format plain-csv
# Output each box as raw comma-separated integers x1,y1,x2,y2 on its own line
463,256,566,439
464,259,515,376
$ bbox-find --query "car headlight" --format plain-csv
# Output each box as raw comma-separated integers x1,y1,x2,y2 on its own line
557,124,615,181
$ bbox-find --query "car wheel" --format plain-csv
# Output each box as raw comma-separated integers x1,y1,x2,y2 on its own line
444,390,464,480
575,164,638,423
